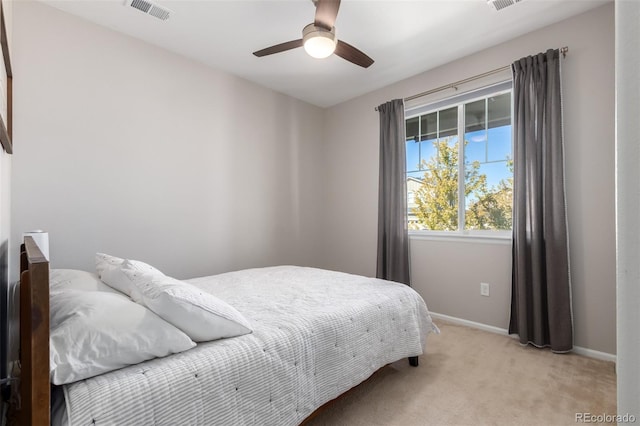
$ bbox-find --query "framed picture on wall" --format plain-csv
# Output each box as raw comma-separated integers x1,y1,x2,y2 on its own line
0,1,12,154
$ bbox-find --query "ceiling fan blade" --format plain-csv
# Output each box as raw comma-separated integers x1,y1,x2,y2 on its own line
253,39,304,57
334,40,374,68
314,0,341,30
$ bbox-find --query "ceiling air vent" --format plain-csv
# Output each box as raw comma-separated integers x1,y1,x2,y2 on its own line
125,0,172,21
487,0,523,12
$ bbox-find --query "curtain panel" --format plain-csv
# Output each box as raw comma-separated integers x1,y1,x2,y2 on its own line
376,99,410,285
509,49,573,352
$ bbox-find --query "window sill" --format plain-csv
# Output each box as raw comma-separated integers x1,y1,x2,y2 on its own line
408,231,512,245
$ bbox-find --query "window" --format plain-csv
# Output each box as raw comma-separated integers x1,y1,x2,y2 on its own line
406,83,513,233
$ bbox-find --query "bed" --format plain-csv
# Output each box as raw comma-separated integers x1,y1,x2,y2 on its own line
18,236,438,425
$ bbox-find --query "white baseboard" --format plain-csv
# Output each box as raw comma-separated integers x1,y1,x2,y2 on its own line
572,346,617,363
429,312,617,363
430,312,510,336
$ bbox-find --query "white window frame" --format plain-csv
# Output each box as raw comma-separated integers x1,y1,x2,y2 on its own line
405,80,513,240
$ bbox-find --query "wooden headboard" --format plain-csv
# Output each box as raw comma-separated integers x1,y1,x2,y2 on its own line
19,236,49,426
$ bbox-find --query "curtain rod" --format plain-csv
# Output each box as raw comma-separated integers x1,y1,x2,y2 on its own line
375,46,569,111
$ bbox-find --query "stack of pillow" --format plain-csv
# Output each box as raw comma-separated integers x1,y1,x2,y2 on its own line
49,254,252,385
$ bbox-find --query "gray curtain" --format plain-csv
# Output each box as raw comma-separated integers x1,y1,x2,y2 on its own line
376,99,410,285
509,49,573,352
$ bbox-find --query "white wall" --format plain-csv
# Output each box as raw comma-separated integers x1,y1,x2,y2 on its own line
321,4,616,355
616,0,640,417
0,0,12,414
11,1,325,281
410,238,512,329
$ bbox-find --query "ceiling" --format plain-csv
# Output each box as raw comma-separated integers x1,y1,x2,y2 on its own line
41,0,609,108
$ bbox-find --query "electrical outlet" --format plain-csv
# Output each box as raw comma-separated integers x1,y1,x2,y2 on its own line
480,282,490,297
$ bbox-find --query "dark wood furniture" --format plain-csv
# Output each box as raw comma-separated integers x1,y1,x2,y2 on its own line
19,236,49,426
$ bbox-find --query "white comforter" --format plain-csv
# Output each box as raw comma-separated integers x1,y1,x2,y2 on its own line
61,266,437,425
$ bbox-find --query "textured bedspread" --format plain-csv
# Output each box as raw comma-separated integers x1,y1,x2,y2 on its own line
62,266,438,425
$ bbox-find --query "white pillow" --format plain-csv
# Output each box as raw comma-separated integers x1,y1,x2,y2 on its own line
123,264,253,342
50,289,195,385
95,253,163,296
50,269,121,294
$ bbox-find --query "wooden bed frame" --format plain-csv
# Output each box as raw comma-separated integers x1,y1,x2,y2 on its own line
16,237,418,425
18,236,50,426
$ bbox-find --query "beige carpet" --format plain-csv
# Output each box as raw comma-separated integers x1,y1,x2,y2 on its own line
306,321,616,426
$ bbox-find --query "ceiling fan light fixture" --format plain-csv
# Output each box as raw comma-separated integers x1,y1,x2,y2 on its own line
302,23,337,59
253,0,373,69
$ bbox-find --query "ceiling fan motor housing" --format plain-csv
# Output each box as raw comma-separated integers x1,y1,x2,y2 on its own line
302,23,337,58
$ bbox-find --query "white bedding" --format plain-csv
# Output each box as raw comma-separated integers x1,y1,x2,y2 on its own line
60,266,438,425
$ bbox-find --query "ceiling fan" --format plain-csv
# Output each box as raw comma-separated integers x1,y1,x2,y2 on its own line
252,0,374,69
